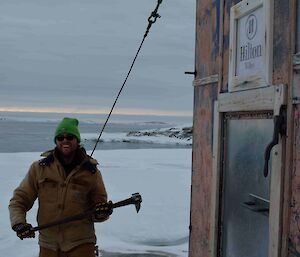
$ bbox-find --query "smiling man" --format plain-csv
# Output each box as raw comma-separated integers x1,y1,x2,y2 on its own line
8,117,112,257
53,118,85,176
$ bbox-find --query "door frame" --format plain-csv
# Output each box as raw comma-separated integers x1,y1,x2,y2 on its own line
210,84,287,257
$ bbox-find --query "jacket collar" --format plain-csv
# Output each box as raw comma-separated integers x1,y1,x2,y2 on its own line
39,147,98,173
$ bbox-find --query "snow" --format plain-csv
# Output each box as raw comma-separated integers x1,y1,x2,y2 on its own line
0,148,191,257
82,131,185,145
81,126,192,147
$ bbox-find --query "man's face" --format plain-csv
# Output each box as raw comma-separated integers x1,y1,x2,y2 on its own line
55,134,78,157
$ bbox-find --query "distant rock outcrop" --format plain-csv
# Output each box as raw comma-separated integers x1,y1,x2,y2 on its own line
127,126,193,141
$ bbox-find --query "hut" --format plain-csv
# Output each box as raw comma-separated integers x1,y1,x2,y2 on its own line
189,0,299,256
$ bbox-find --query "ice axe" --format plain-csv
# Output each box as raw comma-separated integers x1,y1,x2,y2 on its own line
112,192,142,213
31,193,142,232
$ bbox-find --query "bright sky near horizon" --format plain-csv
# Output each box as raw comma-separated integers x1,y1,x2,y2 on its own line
0,0,195,116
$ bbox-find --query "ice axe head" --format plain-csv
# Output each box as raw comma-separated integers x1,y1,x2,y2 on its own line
112,192,142,213
131,193,142,213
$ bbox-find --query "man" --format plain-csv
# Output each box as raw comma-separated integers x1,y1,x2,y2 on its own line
8,117,112,257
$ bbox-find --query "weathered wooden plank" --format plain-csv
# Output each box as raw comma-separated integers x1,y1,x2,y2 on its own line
274,1,297,256
193,74,219,87
273,0,291,84
221,0,241,92
189,84,218,257
218,86,275,112
293,57,300,104
190,0,221,255
195,0,220,80
190,0,221,254
288,106,300,257
269,140,285,257
210,101,221,257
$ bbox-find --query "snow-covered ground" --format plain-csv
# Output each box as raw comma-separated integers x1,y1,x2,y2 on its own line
0,148,191,257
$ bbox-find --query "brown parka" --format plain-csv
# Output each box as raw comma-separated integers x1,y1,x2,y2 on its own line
8,147,108,252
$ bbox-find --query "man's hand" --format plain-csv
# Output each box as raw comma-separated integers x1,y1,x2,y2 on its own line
13,223,35,240
95,201,113,216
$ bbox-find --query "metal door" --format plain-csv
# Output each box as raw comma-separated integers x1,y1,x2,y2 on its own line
210,85,286,257
220,112,273,257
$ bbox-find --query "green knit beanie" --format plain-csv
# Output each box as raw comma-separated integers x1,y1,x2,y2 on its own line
54,117,81,142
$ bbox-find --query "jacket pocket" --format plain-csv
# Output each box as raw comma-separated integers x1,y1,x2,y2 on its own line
37,178,59,203
69,183,88,204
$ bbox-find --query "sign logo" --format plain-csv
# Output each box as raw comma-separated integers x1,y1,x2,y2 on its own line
239,12,262,65
245,14,257,40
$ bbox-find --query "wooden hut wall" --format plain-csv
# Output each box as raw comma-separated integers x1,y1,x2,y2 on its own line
190,0,299,256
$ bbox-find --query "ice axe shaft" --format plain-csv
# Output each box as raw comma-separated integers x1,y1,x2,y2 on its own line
31,193,142,232
32,209,93,232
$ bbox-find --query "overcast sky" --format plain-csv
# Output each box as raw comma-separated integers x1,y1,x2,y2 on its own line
0,0,195,116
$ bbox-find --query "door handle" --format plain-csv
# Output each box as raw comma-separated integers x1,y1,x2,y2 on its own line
263,107,286,177
243,194,269,216
243,201,269,213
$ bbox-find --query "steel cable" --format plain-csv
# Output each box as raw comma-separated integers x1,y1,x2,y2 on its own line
91,0,163,156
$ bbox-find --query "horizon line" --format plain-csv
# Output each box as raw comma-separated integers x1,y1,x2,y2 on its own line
0,106,192,117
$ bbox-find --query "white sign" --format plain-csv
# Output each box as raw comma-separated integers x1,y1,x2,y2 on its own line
235,6,264,77
228,0,272,92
